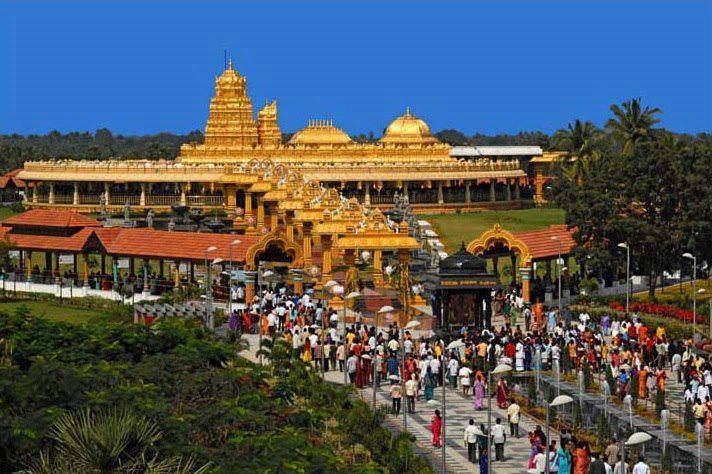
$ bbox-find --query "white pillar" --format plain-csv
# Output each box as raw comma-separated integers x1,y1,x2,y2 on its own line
73,182,80,205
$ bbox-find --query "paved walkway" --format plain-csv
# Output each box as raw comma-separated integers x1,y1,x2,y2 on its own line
239,333,552,473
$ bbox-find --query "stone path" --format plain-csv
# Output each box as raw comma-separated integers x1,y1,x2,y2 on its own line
240,333,554,473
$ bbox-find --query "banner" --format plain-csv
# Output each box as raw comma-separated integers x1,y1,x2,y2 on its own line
116,258,130,269
58,254,75,265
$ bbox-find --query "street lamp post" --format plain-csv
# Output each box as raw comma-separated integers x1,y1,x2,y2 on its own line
401,320,420,433
227,239,241,317
344,291,361,386
551,236,563,312
545,395,573,474
618,243,630,317
375,305,394,414
621,432,652,474
204,246,217,329
443,340,465,473
683,253,697,327
488,363,512,473
258,268,274,365
324,280,339,379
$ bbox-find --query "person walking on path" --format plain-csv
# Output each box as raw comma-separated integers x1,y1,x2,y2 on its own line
464,418,479,463
491,417,506,461
507,398,521,438
389,382,402,416
557,439,572,474
631,455,650,474
430,409,442,448
477,424,489,474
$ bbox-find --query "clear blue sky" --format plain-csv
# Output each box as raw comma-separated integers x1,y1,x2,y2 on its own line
2,1,710,136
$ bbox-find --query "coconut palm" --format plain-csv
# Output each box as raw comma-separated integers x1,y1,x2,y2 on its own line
20,409,210,474
552,119,598,156
606,98,661,156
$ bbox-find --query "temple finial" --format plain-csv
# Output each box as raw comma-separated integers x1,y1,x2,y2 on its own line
227,58,234,70
405,106,411,116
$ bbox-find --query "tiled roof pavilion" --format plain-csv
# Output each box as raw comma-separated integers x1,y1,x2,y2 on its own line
466,223,576,262
0,209,263,263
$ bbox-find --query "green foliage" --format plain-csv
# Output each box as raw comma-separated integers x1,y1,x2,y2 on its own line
527,378,537,405
582,361,594,390
0,311,431,473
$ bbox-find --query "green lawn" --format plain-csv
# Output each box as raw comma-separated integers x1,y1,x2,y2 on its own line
422,208,566,252
0,300,105,323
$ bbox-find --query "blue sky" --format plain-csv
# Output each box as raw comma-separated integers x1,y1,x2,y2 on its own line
1,1,710,136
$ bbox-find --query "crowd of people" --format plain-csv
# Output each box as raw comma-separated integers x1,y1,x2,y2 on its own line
225,284,693,473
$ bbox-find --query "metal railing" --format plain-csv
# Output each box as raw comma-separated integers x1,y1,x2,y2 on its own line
146,195,180,206
79,195,101,204
53,195,74,204
109,195,140,206
186,195,224,206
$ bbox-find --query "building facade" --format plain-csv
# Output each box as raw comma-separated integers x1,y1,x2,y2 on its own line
18,59,556,218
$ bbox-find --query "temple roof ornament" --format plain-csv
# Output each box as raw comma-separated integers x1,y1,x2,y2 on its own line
379,107,439,146
288,120,353,146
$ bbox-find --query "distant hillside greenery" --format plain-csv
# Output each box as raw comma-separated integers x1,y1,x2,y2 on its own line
2,126,711,173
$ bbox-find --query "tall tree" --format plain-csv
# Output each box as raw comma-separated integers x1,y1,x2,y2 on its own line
606,98,661,157
552,119,598,156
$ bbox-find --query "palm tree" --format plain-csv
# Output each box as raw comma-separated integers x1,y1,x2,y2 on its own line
552,119,598,156
21,409,210,474
606,98,661,156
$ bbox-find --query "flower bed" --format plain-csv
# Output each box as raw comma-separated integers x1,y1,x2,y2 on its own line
608,301,701,324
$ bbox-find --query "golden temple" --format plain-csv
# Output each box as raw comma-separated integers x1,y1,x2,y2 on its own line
18,59,555,217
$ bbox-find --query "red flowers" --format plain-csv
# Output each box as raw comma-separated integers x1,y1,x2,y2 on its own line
608,301,702,324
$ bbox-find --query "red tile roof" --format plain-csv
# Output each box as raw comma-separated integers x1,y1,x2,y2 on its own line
0,169,25,189
0,227,99,253
513,225,576,260
97,228,262,262
2,209,101,228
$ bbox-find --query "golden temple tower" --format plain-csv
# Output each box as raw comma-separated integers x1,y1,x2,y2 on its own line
257,100,282,146
204,59,259,147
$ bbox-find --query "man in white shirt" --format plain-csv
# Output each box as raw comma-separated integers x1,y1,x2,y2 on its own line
459,365,472,396
405,373,418,413
507,400,520,438
631,455,650,474
447,358,459,389
404,338,413,356
463,419,479,463
490,418,506,461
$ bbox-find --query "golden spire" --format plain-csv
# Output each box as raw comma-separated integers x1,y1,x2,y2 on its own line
405,106,411,116
227,58,234,70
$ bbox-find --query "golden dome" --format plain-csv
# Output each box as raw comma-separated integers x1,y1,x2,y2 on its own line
380,107,439,145
288,119,353,146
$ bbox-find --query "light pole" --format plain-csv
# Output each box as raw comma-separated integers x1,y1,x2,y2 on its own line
344,290,361,386
375,305,394,413
227,239,241,317
618,243,630,317
402,320,420,433
258,268,274,365
683,253,697,328
700,289,710,339
444,339,465,474
204,246,217,329
551,236,563,311
324,280,339,379
545,395,573,474
488,363,512,473
621,432,652,474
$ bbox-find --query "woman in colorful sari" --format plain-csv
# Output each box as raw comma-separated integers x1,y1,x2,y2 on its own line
557,439,572,474
495,377,508,409
573,441,590,474
638,366,649,399
705,395,712,435
430,409,442,447
473,374,485,410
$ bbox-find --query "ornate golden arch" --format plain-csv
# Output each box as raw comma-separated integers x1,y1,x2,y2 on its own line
466,223,532,265
244,230,304,270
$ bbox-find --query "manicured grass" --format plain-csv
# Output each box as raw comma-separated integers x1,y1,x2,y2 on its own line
0,300,105,323
422,207,566,252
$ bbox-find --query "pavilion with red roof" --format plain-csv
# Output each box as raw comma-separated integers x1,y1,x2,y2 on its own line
466,223,577,303
0,209,299,290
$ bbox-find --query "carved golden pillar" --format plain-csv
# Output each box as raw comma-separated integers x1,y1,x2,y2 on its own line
256,198,265,230
180,183,187,206
535,169,544,203
245,192,256,234
32,184,38,203
224,185,237,212
373,249,384,286
302,223,313,267
244,271,256,303
286,218,295,241
321,234,332,283
270,209,279,231
73,182,80,206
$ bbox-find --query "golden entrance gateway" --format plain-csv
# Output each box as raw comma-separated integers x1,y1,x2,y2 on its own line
16,58,558,217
